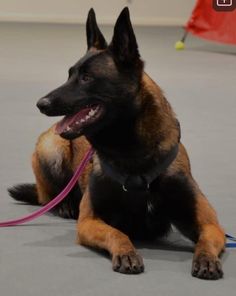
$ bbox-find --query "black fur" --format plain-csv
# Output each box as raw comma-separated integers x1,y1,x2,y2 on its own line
8,184,39,205
89,172,171,240
109,7,142,68
89,169,200,242
157,172,200,242
86,8,107,50
36,9,143,140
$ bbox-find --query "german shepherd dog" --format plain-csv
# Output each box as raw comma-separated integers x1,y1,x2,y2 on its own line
9,8,225,279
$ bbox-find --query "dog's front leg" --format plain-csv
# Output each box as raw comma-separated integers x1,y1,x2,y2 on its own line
165,173,225,280
77,190,144,274
191,192,225,280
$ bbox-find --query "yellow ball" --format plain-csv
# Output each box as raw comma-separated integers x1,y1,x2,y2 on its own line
175,41,185,50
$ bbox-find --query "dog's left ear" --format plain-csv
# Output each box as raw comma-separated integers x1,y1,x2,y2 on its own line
86,8,107,50
109,7,140,65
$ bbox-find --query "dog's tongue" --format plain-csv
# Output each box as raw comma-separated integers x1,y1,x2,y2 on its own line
56,107,94,135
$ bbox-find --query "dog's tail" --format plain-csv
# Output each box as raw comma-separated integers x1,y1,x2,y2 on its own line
8,184,40,205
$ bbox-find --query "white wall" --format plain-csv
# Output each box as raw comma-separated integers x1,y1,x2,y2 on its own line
0,0,196,26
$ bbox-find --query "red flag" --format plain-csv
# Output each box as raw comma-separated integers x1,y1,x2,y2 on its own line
186,0,236,45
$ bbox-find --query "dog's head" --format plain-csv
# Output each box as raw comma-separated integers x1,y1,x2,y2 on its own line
37,7,144,140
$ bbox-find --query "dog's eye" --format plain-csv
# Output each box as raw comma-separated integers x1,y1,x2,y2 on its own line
79,73,92,84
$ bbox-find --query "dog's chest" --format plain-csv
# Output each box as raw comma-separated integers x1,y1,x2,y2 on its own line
89,175,168,239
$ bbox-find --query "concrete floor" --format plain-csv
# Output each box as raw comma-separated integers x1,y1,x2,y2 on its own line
0,22,236,295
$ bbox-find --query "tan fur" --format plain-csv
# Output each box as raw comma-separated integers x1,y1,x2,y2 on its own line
137,73,180,153
194,192,225,257
166,142,191,176
32,152,52,204
33,125,92,203
78,190,137,258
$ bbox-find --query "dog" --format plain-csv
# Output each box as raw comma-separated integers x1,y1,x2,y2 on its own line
9,7,225,279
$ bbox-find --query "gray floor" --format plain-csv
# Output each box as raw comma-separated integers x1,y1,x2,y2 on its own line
0,22,236,295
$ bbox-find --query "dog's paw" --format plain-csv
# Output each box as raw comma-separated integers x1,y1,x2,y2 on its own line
112,251,144,274
192,254,223,280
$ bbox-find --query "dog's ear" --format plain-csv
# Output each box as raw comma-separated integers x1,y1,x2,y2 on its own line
109,7,140,65
86,8,107,50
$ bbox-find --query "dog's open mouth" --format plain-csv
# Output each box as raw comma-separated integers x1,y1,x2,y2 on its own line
56,104,104,138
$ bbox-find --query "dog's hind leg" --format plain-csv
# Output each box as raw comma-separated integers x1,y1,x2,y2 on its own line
32,127,82,219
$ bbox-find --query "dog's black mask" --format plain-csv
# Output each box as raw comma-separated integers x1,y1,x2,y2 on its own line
37,8,144,140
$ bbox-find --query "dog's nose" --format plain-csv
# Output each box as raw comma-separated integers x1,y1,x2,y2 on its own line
37,97,52,113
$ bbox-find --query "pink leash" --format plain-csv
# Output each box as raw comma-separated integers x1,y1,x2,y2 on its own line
0,147,94,227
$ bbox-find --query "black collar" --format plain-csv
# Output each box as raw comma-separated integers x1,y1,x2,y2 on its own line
100,144,179,192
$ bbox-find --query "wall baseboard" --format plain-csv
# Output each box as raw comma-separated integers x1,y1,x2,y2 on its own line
0,13,186,26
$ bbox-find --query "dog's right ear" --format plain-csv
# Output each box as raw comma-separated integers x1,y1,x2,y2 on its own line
86,8,107,50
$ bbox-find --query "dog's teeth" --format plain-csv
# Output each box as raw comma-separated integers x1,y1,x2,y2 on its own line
78,107,100,125
89,109,96,116
66,126,71,131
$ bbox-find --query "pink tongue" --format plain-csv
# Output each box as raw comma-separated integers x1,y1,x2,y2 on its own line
56,107,92,134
